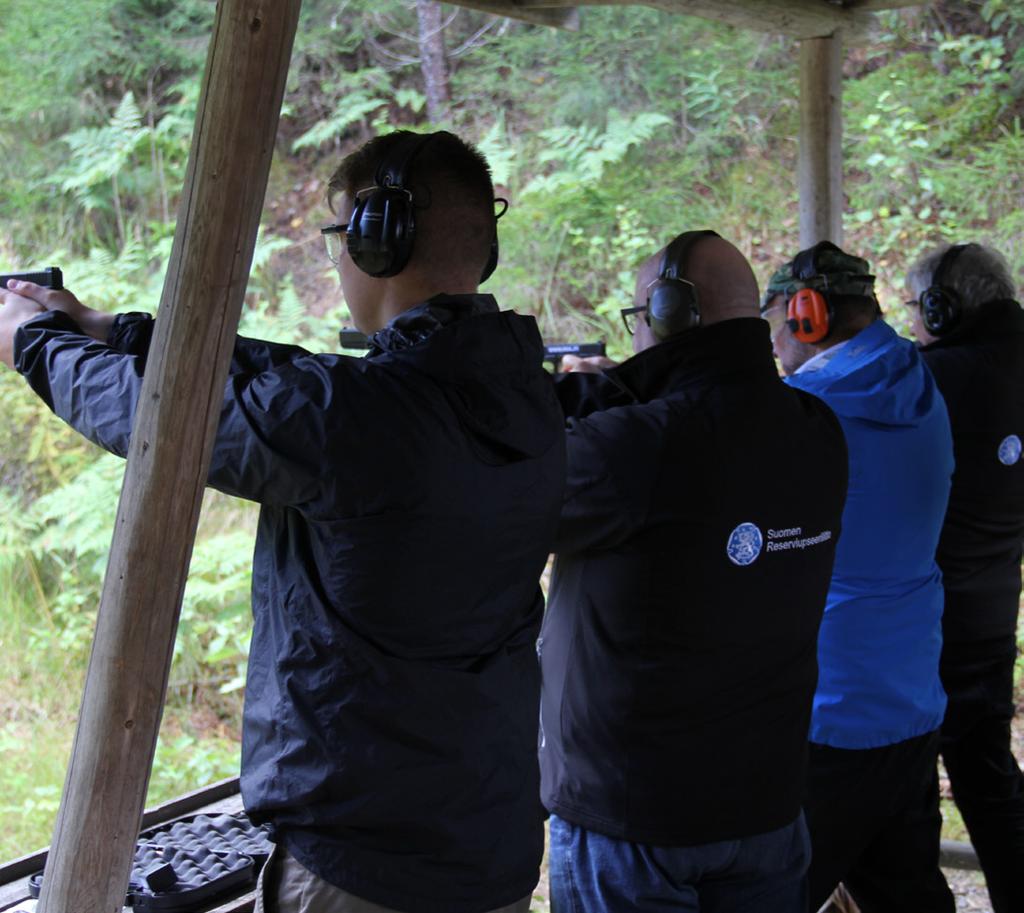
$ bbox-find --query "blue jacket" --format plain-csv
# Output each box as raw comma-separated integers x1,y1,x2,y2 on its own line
786,319,953,749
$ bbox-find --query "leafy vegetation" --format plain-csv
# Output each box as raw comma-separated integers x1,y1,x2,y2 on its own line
0,0,1021,864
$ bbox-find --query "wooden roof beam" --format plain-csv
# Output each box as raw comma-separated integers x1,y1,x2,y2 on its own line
843,1,924,10
517,0,875,43
441,0,581,30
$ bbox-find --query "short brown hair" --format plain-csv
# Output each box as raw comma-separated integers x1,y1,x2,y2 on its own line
327,131,497,278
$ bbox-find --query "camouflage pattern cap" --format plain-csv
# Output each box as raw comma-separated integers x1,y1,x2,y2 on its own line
764,241,876,307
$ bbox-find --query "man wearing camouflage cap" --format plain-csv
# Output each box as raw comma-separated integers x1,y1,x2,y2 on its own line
762,241,956,913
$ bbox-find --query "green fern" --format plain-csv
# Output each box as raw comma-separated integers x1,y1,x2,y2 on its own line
292,93,387,152
522,110,672,197
51,92,149,199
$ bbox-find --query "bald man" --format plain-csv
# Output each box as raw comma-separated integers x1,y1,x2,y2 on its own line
539,231,848,912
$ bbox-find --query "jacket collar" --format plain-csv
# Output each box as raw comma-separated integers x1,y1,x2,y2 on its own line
605,317,778,403
369,294,499,354
919,298,1024,352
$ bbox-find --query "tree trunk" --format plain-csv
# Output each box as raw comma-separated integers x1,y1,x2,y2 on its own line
416,0,451,123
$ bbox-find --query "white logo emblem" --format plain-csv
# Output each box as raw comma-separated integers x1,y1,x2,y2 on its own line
998,434,1022,466
727,523,763,566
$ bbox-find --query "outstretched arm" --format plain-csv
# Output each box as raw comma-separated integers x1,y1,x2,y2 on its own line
1,280,115,346
6,290,327,508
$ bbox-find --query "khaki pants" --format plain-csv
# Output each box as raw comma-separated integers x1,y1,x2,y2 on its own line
255,844,533,913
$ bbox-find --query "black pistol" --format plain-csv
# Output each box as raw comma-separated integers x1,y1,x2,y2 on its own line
543,341,606,369
0,266,63,291
339,328,372,350
339,328,607,369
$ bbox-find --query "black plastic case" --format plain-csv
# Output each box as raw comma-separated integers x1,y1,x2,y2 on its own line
30,812,273,911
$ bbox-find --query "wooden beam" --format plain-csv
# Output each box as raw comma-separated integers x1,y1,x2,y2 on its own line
35,2,302,912
441,0,580,29
516,0,874,42
798,33,844,248
842,0,923,10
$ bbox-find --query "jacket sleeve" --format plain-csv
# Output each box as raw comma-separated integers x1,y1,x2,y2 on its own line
107,312,313,376
553,371,632,420
15,311,327,507
555,404,663,555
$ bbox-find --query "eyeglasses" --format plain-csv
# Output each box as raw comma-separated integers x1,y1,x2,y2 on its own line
620,305,648,336
321,223,349,265
761,303,789,337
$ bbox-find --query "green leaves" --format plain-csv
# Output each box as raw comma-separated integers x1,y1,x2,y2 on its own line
289,66,427,152
293,93,389,152
53,93,149,193
523,111,672,197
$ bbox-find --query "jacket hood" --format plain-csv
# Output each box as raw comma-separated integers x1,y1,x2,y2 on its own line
789,319,938,427
370,294,561,463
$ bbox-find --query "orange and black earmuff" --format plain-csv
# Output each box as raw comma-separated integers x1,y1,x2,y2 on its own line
784,244,835,344
786,287,832,344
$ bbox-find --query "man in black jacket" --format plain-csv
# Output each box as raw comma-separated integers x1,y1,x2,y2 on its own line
540,231,848,912
908,241,1024,913
0,131,565,913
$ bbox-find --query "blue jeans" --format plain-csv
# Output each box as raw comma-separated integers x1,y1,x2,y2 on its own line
548,813,809,913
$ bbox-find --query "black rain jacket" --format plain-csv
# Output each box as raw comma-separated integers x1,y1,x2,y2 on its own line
919,299,1024,645
14,294,566,913
540,318,848,846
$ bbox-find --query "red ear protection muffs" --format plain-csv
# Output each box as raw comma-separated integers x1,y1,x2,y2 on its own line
783,243,837,344
786,287,832,344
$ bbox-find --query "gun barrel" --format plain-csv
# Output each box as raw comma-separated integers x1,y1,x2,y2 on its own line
339,329,371,349
0,266,63,291
543,341,606,362
340,329,606,364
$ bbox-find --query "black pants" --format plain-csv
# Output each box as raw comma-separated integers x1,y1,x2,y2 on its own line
940,635,1024,913
803,730,954,913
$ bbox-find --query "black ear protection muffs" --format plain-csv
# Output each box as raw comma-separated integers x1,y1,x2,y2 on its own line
346,133,428,278
480,198,507,285
346,132,504,282
645,230,719,340
919,243,969,337
785,243,836,344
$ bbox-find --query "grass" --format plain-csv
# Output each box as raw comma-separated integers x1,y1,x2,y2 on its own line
0,706,240,860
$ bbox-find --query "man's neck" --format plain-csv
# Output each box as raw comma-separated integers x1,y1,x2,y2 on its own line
370,279,480,332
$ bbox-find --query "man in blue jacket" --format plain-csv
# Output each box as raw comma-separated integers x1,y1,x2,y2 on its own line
763,241,955,913
0,131,565,913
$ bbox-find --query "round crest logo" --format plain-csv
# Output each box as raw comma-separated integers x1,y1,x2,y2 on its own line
726,522,763,566
998,434,1022,467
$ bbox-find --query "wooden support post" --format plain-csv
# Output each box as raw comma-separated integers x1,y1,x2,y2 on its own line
37,2,301,911
798,34,844,248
